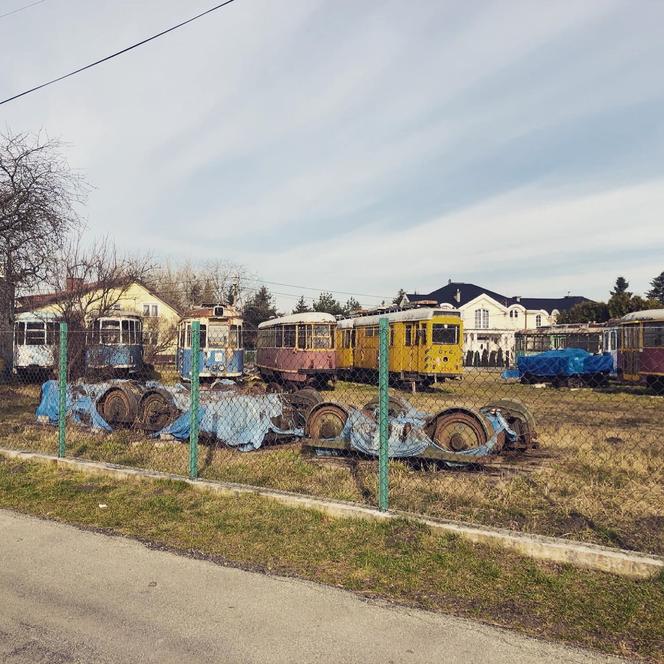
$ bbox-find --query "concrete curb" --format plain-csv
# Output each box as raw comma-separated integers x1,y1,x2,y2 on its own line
1,447,662,579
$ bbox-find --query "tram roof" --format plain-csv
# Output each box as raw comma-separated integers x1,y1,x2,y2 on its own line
620,309,664,323
338,308,460,328
258,312,337,328
15,311,59,322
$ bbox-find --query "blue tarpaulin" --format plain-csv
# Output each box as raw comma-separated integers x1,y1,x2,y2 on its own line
342,404,512,461
157,392,303,452
36,380,113,432
502,348,614,380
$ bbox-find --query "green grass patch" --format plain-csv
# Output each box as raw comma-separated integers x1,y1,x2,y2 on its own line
0,458,662,661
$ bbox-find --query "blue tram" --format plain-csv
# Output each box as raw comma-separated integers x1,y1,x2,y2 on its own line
177,305,244,381
85,315,144,375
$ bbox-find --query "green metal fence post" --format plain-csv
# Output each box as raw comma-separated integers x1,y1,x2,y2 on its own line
378,317,389,511
58,322,68,458
189,321,201,479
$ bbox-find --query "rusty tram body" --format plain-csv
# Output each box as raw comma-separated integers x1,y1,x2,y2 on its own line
256,312,336,387
618,308,664,391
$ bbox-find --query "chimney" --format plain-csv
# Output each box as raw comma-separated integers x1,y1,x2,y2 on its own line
66,277,84,291
448,278,452,285
514,295,521,303
454,289,461,303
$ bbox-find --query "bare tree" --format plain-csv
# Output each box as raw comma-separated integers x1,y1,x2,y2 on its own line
148,258,256,313
0,131,85,318
47,235,155,329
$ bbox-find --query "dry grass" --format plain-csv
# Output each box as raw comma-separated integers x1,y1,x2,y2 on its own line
1,372,662,555
1,458,663,662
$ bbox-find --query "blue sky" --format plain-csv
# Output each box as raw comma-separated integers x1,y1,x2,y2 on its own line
2,0,663,310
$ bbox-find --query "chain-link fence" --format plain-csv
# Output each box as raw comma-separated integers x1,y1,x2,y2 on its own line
1,313,662,557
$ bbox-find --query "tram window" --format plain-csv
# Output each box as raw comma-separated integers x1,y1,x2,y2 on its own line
229,325,241,348
210,325,229,346
313,324,333,349
46,322,58,345
14,322,25,345
24,322,46,345
186,325,192,347
405,325,413,346
122,320,130,343
623,326,640,349
419,326,427,345
101,320,121,344
283,325,296,348
644,325,664,348
343,329,354,349
275,326,284,348
297,325,307,349
389,326,394,346
432,324,459,345
199,324,207,348
179,326,185,348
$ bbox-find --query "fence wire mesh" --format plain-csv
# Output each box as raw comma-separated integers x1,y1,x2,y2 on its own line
1,314,663,557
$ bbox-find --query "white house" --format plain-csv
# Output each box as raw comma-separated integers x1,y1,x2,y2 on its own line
401,281,589,367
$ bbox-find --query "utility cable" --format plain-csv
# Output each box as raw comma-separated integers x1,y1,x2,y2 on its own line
0,0,237,105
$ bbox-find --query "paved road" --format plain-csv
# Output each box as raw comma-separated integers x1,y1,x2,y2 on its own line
0,510,623,664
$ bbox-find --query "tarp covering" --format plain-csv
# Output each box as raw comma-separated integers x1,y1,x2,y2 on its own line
157,392,303,452
342,405,511,462
502,348,614,380
36,380,113,432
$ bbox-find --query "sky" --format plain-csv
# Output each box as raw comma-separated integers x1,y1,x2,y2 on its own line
2,0,664,311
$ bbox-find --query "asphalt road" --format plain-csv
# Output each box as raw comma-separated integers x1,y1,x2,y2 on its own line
0,510,623,664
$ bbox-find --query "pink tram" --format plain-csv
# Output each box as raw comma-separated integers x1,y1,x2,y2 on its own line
618,309,664,392
256,313,336,388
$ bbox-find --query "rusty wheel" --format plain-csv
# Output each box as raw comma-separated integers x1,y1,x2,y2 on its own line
98,387,138,427
362,396,410,418
306,403,348,440
429,410,489,452
484,399,537,450
140,390,177,432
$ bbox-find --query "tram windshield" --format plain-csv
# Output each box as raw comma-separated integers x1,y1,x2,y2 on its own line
180,322,243,349
14,321,57,346
90,318,142,345
432,323,459,345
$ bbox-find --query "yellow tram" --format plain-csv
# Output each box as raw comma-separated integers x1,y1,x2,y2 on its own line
336,308,463,385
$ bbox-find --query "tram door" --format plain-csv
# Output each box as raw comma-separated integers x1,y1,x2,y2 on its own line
403,323,419,374
620,324,641,381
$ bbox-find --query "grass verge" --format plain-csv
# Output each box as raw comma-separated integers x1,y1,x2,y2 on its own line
0,457,662,661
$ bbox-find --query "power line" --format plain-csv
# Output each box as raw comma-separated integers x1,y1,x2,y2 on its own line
0,0,237,105
0,0,47,20
244,278,389,300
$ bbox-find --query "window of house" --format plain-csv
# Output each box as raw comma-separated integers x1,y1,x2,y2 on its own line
474,309,489,329
142,304,159,317
535,314,542,327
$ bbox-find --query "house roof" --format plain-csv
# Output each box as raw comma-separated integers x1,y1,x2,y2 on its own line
405,282,589,313
16,278,183,316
